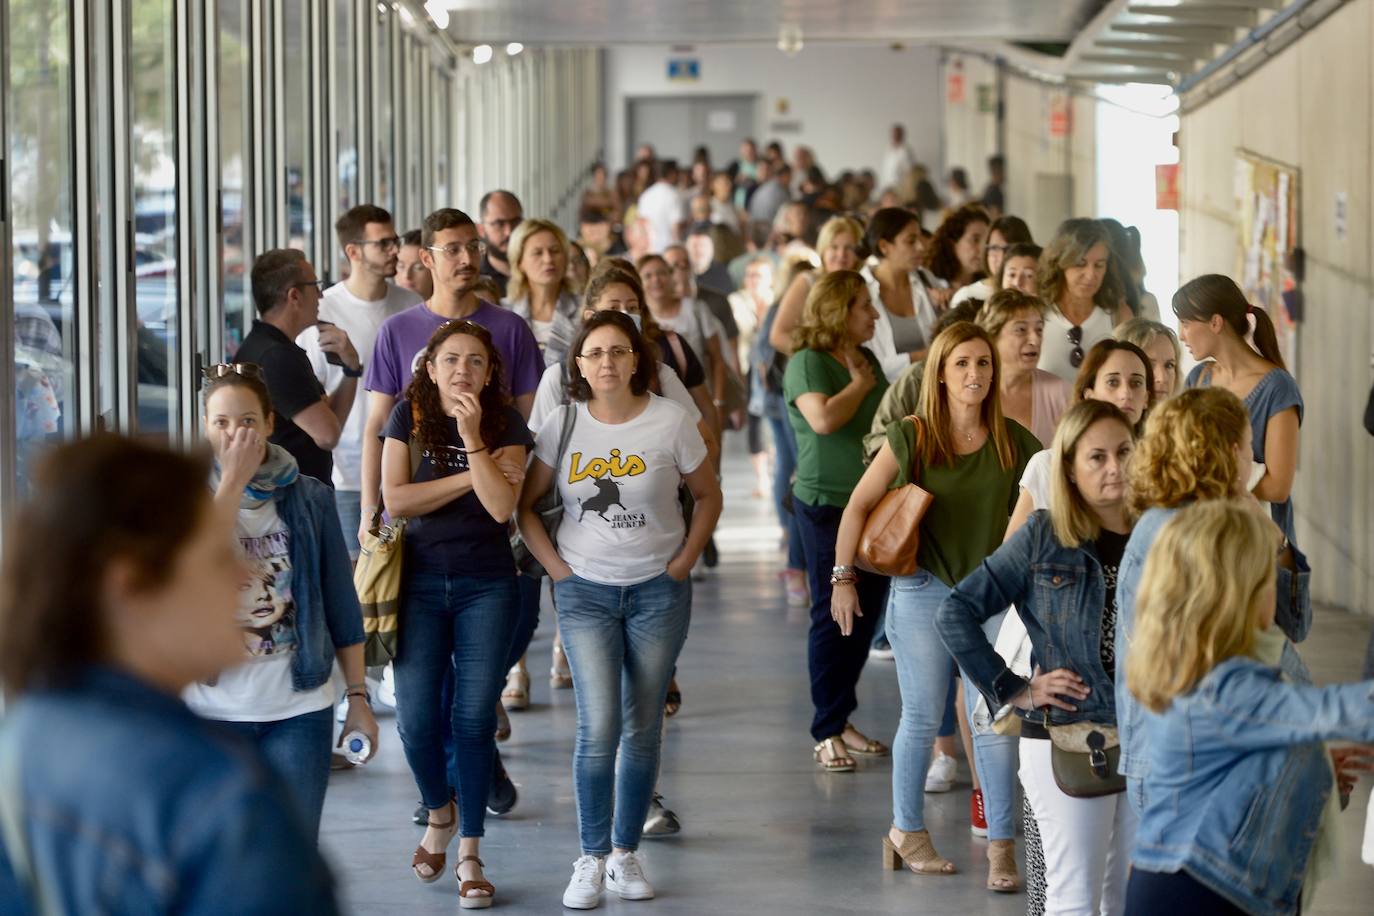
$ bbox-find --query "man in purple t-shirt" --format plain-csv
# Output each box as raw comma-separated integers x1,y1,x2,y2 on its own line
358,207,541,538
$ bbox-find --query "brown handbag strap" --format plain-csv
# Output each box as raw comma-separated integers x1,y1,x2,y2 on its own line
904,414,925,485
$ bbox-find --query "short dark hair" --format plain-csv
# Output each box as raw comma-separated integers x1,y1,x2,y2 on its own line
401,228,422,248
1004,242,1042,262
478,190,521,220
335,204,393,256
250,248,308,315
421,208,476,249
579,207,610,225
988,154,1006,172
0,435,213,695
565,310,656,401
867,207,922,260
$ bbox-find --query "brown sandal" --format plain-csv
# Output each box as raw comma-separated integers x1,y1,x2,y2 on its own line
842,722,890,757
881,828,957,875
987,839,1022,893
813,736,856,772
411,802,456,884
456,855,495,909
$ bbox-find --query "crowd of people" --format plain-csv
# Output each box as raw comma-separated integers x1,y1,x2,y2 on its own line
2,126,1373,916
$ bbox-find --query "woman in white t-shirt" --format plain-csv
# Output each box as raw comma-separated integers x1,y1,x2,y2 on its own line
518,311,722,910
185,365,376,842
1036,220,1133,383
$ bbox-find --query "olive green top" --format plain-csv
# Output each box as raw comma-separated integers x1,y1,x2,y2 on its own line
784,347,889,508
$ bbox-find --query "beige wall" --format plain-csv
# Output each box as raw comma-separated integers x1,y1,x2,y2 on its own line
1178,0,1374,614
941,54,1097,242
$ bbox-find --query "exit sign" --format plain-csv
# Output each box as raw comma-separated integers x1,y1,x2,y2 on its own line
668,58,700,81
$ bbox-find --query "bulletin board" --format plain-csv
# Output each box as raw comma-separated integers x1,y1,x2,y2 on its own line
1235,151,1301,372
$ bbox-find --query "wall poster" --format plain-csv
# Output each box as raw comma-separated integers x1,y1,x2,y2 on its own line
1234,150,1301,373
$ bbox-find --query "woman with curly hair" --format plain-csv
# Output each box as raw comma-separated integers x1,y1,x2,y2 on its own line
382,320,534,908
924,203,992,295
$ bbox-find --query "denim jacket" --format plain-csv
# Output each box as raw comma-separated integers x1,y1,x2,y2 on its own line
936,510,1117,727
0,668,339,914
274,474,365,691
1115,506,1313,790
1131,658,1374,915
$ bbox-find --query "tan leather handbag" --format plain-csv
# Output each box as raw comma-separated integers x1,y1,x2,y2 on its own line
856,415,933,577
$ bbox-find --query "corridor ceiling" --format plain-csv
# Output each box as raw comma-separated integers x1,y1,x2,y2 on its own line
427,0,1108,46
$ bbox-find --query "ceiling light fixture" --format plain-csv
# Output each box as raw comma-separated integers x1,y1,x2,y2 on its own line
424,0,450,30
778,23,804,56
472,44,493,64
506,42,524,56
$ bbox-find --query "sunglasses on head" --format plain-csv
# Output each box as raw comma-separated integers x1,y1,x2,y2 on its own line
203,362,265,381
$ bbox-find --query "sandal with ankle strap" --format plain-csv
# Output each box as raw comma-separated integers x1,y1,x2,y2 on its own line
987,839,1022,893
881,827,957,875
456,855,496,909
813,736,856,773
842,722,889,757
411,802,456,884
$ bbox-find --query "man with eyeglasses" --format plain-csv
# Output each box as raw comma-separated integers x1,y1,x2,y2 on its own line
238,248,360,486
477,190,524,298
297,205,420,559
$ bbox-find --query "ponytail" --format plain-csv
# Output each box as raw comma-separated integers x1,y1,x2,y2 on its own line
1172,273,1286,371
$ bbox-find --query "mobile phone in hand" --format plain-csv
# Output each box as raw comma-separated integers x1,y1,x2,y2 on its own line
316,320,345,367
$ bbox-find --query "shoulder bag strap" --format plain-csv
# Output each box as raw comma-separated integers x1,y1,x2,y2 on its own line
555,403,578,468
665,331,689,376
907,414,925,485
370,434,425,534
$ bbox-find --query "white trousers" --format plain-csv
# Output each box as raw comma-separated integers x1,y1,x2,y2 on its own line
1019,737,1137,916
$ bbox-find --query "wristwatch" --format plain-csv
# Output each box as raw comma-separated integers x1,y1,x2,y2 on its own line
342,362,364,378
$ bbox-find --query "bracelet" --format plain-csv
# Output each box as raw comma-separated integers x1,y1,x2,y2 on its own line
342,363,364,378
346,689,370,705
466,445,488,456
830,564,859,586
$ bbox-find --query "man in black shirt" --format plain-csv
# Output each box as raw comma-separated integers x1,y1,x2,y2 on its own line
476,189,523,298
235,248,361,484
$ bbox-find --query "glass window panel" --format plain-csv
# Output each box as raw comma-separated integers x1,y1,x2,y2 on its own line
284,2,312,252
373,4,393,212
7,0,75,491
335,0,357,215
220,0,249,358
130,0,180,437
432,66,450,209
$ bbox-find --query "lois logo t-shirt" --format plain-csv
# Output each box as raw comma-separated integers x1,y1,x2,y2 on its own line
534,396,707,586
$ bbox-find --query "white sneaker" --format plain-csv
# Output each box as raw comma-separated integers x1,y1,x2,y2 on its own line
925,752,958,793
562,855,606,910
376,664,397,710
606,850,655,901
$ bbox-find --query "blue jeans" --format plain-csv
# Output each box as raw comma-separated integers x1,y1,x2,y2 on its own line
766,412,805,571
333,489,361,562
887,572,961,833
793,497,889,741
394,571,518,838
504,572,544,670
553,571,691,856
961,611,1018,841
217,706,334,842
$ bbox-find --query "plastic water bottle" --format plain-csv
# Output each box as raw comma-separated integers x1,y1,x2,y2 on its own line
341,730,371,766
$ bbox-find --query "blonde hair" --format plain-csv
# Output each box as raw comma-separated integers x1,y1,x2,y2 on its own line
791,270,869,353
815,216,865,273
917,321,1016,470
1127,500,1279,712
1126,387,1248,516
1048,401,1135,548
1114,318,1183,397
506,218,570,302
976,288,1047,340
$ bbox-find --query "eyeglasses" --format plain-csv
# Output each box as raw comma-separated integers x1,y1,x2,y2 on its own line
294,279,325,293
984,244,1010,256
428,240,487,259
355,236,401,252
577,346,635,363
1067,326,1085,369
203,362,264,380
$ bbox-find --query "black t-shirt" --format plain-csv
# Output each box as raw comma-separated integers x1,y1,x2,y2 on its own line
695,264,736,298
480,255,510,298
696,288,739,340
234,320,333,485
1093,528,1130,680
382,400,533,575
656,333,706,390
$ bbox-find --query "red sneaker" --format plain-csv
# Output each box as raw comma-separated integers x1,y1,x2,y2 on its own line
970,788,988,837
